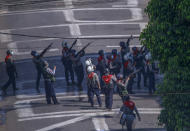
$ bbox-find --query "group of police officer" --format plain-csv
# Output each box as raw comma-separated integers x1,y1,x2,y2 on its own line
0,37,159,131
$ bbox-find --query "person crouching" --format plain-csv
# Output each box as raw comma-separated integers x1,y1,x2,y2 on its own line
42,61,59,104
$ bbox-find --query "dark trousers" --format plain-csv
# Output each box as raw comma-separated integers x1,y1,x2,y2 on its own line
44,80,58,104
88,88,102,107
137,67,147,88
2,72,16,92
148,73,155,94
64,65,74,83
127,78,134,94
36,69,42,91
75,65,84,91
105,88,114,109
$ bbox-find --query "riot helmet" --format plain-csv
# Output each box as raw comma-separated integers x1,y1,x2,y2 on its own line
87,65,94,73
7,50,13,55
112,49,117,55
119,41,125,47
85,58,92,66
98,50,104,56
31,51,38,57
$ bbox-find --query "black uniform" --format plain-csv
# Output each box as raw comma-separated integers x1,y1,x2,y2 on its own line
133,51,147,89
32,56,45,93
71,54,84,92
1,54,17,95
145,61,157,94
62,48,75,85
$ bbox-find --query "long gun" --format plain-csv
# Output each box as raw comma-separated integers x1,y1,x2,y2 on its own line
127,68,142,79
39,43,53,58
68,38,77,52
126,35,133,46
75,42,92,57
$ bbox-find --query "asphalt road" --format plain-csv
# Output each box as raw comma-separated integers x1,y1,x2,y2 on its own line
0,0,165,131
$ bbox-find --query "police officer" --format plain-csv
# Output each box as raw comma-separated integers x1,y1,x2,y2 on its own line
102,68,117,110
86,65,102,107
132,47,147,89
42,61,59,104
145,52,158,95
108,49,121,76
120,35,132,65
96,50,107,92
61,42,75,86
71,50,85,101
119,96,141,131
31,51,45,93
123,53,135,94
1,50,18,96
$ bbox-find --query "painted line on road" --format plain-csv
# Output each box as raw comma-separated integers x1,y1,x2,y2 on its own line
92,114,109,131
36,115,91,131
107,44,142,48
112,0,138,8
18,108,161,122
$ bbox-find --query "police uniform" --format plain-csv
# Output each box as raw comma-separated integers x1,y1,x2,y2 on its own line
96,50,107,92
87,71,102,107
71,53,84,93
62,47,75,86
133,48,147,89
1,51,17,95
108,51,121,76
42,62,58,104
145,61,157,94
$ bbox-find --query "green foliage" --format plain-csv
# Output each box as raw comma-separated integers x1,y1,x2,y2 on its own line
140,0,190,130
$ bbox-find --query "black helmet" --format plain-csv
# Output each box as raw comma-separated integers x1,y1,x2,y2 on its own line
112,49,117,55
132,47,137,52
7,50,13,55
119,41,125,47
98,50,104,56
31,51,38,57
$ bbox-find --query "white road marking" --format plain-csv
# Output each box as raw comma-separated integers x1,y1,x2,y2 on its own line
112,0,138,8
64,0,82,47
0,30,12,43
18,108,161,121
139,23,148,32
36,115,91,131
107,45,142,48
92,115,109,131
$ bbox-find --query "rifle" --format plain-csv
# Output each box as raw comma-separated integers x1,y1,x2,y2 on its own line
126,35,133,46
75,42,92,57
39,43,53,58
127,68,142,79
68,38,77,52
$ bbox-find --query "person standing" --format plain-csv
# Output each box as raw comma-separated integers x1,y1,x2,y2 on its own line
42,61,59,104
102,69,117,110
1,50,18,96
96,50,107,93
71,50,85,101
61,42,75,86
31,43,53,93
86,66,102,107
119,96,141,131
